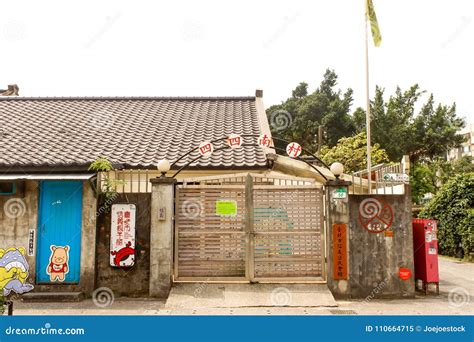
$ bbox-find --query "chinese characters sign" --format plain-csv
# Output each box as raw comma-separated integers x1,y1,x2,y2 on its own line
110,204,136,267
258,134,273,148
227,134,242,149
332,223,347,280
286,142,302,158
28,229,35,256
198,141,214,158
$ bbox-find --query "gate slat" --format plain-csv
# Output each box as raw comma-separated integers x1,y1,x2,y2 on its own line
174,175,325,282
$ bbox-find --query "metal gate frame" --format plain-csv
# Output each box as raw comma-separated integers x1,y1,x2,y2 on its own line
173,173,326,283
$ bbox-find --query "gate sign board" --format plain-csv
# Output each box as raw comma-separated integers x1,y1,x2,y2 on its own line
215,200,237,216
332,223,348,280
332,187,347,199
110,204,136,267
383,173,409,182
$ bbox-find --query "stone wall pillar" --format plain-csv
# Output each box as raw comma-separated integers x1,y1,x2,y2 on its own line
326,179,352,298
149,176,176,298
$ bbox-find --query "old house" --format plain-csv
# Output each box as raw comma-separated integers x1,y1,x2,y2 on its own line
0,91,326,298
0,90,414,300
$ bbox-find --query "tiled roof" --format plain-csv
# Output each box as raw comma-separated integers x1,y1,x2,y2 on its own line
0,97,269,171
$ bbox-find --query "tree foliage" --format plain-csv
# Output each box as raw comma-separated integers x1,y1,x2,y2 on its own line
411,156,474,204
320,132,389,173
355,86,465,162
266,69,355,152
411,163,436,204
420,173,474,258
267,70,465,164
89,157,125,210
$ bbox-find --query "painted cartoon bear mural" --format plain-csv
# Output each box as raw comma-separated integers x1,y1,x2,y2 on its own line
46,245,70,282
0,247,34,296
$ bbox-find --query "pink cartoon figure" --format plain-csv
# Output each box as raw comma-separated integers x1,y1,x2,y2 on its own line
46,245,70,282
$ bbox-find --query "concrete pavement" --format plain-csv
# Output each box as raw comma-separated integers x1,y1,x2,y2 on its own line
10,257,473,315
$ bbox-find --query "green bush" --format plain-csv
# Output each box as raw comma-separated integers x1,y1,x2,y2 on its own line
420,173,474,258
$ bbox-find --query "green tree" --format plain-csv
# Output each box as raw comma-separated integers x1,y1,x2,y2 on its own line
352,107,366,133
89,157,125,211
411,95,465,161
420,173,474,259
320,132,389,173
266,69,356,151
292,82,308,99
411,156,474,204
411,163,437,204
451,155,474,174
354,86,465,162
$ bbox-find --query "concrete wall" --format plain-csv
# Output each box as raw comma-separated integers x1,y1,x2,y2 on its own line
149,177,176,298
96,193,151,296
0,180,39,280
0,180,97,294
348,188,415,299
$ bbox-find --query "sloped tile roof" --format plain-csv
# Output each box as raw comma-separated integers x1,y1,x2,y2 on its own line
0,97,268,171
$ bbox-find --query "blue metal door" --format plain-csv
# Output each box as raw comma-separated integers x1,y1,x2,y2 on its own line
36,181,83,283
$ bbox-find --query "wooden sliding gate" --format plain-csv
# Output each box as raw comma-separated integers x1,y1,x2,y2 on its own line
174,173,325,282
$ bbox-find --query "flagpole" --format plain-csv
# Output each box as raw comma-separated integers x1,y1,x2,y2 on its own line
364,1,372,194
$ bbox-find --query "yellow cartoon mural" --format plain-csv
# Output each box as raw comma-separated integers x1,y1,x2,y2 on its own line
0,247,34,296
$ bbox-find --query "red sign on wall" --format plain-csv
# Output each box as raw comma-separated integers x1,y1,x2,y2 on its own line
110,204,136,267
332,223,348,280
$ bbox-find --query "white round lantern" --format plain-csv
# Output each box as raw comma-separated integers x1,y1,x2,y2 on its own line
330,162,344,178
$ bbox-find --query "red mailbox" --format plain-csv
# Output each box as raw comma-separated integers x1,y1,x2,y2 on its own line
412,219,439,294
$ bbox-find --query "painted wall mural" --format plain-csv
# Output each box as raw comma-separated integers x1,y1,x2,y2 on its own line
0,247,34,296
46,245,70,282
358,197,394,233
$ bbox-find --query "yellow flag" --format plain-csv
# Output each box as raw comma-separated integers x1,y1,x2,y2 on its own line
366,0,382,47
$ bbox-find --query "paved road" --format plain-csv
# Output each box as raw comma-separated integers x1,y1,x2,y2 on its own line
10,257,473,315
337,256,473,315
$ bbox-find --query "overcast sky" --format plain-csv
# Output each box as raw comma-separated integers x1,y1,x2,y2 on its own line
1,0,473,122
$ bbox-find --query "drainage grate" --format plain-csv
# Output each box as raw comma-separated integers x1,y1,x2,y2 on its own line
329,309,357,315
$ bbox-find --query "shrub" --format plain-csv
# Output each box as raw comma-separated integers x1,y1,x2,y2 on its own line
420,173,474,258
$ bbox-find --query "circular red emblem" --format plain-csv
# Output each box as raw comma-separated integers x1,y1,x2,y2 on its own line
358,197,394,233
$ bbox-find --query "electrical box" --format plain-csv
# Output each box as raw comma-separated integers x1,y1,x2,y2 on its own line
412,218,439,294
